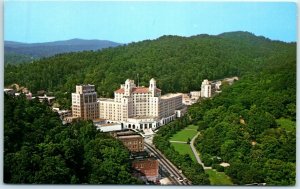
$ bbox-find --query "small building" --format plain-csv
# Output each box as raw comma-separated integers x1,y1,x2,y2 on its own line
175,106,187,118
190,91,201,101
4,88,15,95
223,76,239,85
38,94,55,104
58,110,72,120
132,158,159,182
214,81,222,90
181,93,192,105
52,108,71,120
96,123,122,132
159,177,172,185
117,134,144,152
63,116,80,124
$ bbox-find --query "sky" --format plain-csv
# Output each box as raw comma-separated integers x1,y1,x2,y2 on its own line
4,1,297,43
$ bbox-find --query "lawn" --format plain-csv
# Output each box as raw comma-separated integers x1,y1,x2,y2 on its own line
276,118,296,132
169,125,198,142
205,169,233,185
185,124,198,130
170,142,197,162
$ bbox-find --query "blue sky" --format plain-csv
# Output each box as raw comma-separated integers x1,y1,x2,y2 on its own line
4,1,297,43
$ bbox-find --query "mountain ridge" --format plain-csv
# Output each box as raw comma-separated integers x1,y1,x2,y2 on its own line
4,38,122,64
5,38,122,47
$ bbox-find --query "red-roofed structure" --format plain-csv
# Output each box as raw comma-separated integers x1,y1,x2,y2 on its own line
132,87,149,93
115,88,125,93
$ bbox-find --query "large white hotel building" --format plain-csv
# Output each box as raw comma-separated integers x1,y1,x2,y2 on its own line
99,78,185,130
71,78,186,130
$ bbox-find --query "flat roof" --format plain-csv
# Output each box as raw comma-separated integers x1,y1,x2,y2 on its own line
99,98,114,102
118,135,142,139
93,118,106,122
100,123,120,127
38,96,55,99
58,110,71,113
161,93,182,99
116,131,136,136
64,116,79,119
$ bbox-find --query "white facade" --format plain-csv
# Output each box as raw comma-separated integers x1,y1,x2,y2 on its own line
99,78,185,130
201,79,212,98
190,91,201,100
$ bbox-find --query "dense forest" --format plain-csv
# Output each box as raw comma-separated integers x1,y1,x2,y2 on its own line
4,51,36,65
153,117,210,185
4,94,142,184
4,31,295,109
189,45,296,185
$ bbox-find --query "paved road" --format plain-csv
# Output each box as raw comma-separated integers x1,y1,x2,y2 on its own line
144,142,192,185
190,132,212,170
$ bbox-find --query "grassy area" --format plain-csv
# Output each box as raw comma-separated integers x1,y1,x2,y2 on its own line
170,124,233,185
276,118,296,132
169,125,198,142
185,124,198,130
170,142,197,162
205,169,233,185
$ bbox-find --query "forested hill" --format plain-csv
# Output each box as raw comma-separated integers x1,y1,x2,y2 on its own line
5,31,295,100
4,38,121,64
189,38,296,185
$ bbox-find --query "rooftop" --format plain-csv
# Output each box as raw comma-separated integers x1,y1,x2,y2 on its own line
93,118,106,122
161,93,182,99
116,130,137,136
118,135,143,139
38,95,55,99
58,110,71,113
100,123,120,127
4,88,14,92
98,98,114,102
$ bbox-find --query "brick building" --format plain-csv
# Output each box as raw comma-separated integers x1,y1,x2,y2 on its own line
132,158,159,181
117,134,144,152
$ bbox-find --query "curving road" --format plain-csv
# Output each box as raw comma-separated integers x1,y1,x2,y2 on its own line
190,132,212,170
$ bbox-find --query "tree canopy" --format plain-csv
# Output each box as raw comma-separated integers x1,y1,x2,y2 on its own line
190,45,296,185
4,94,142,184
